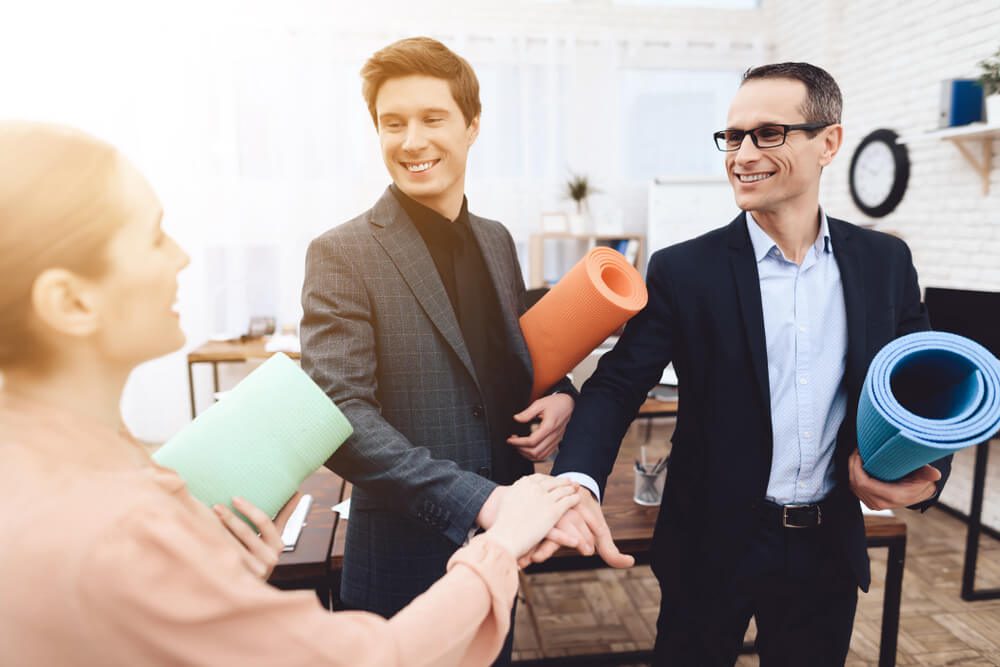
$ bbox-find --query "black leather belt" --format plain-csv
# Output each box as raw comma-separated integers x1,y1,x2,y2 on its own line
760,499,828,529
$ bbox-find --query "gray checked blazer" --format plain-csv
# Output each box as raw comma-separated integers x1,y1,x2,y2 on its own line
300,187,561,616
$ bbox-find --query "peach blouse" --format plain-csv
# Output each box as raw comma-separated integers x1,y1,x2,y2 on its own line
0,395,518,666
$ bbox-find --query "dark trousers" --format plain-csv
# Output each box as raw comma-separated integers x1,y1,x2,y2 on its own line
653,518,858,667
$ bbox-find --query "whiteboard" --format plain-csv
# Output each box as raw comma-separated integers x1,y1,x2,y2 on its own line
646,176,739,260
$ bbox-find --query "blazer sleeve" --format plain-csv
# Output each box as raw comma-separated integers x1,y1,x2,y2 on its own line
300,233,496,545
893,239,952,511
551,249,677,495
80,504,518,667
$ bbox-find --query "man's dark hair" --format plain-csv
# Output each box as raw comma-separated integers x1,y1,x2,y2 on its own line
742,62,842,125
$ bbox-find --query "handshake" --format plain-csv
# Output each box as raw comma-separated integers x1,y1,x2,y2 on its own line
475,475,636,570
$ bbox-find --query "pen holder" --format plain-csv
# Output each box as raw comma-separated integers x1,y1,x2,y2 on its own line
633,465,666,506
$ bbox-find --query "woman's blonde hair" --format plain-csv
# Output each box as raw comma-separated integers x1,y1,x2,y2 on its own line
0,121,127,368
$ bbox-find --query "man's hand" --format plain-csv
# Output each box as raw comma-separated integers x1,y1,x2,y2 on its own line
507,393,575,462
517,486,635,569
849,449,941,510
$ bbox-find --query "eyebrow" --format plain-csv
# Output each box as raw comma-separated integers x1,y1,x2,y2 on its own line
378,108,452,122
725,121,785,130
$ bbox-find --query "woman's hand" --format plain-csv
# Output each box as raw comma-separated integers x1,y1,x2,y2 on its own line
213,493,300,579
484,475,581,560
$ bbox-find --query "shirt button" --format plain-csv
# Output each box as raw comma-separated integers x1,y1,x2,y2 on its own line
472,405,484,419
803,431,812,438
799,377,808,385
799,325,807,333
477,466,491,478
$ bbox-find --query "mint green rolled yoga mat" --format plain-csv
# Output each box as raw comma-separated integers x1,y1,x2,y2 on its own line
153,353,352,526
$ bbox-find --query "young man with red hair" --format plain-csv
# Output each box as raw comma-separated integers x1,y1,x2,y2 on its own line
301,37,612,663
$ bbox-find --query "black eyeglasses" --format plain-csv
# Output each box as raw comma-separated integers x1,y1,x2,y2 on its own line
713,122,833,152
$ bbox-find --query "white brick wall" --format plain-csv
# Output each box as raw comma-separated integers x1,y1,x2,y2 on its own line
765,0,1000,291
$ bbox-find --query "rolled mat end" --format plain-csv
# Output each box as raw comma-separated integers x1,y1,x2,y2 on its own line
521,247,648,400
153,353,353,526
857,331,1000,481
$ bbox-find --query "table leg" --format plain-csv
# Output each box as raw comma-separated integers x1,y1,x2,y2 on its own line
961,441,1000,601
187,361,197,419
879,536,905,667
212,361,220,397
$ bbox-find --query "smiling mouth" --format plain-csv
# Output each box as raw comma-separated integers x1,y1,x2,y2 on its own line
736,172,774,183
401,159,440,173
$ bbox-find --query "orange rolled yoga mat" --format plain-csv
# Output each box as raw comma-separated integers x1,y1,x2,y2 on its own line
521,247,648,400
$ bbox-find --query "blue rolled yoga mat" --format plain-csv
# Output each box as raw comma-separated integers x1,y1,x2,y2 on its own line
154,353,353,526
858,331,1000,481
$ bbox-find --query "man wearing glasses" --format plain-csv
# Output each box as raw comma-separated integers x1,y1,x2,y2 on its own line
541,63,951,665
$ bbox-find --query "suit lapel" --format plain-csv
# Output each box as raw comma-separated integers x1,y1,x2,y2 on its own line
368,188,479,387
829,217,867,394
727,212,772,420
468,215,533,382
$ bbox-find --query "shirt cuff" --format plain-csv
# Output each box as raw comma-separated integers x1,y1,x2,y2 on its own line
557,472,601,503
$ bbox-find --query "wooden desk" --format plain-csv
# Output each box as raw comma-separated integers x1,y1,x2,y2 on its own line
636,390,678,442
186,339,300,418
268,468,345,607
326,463,906,667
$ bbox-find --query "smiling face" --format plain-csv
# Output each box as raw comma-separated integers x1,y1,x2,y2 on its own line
375,75,479,219
88,159,190,368
725,78,839,216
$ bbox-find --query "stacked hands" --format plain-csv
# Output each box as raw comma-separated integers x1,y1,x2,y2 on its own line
478,476,635,570
498,392,634,568
212,475,633,579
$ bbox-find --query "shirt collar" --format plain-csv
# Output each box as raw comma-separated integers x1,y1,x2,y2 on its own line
745,208,832,263
390,183,470,230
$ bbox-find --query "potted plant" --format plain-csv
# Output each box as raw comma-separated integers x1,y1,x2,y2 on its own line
978,47,1000,123
565,172,598,233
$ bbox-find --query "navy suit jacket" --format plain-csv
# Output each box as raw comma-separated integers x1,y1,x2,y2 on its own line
553,212,951,593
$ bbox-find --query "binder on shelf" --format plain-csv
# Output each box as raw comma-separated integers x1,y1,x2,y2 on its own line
939,79,984,127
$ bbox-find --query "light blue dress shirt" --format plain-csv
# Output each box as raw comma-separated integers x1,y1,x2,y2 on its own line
562,211,849,506
746,210,848,505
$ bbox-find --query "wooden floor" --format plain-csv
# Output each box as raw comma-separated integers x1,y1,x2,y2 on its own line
512,418,1000,666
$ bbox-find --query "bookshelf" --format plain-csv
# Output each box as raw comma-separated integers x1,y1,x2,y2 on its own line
528,232,644,289
896,122,1000,195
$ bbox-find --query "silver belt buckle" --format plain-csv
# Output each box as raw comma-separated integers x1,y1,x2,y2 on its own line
782,503,820,528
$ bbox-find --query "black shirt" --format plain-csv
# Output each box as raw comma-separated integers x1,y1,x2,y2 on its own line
389,185,532,484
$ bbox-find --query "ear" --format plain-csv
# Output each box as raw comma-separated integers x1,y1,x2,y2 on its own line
466,114,481,146
30,268,101,339
819,124,843,167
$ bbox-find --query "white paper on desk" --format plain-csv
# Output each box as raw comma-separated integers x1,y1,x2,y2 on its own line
281,494,313,552
860,503,895,517
332,498,351,520
265,334,301,354
659,364,678,386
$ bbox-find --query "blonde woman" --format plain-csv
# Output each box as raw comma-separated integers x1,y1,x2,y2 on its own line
0,121,580,666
